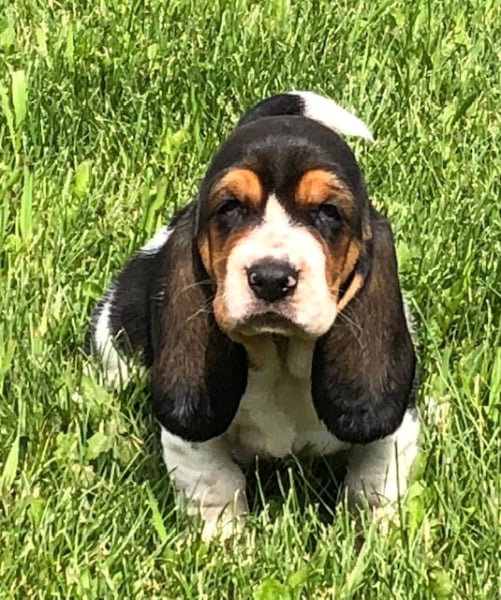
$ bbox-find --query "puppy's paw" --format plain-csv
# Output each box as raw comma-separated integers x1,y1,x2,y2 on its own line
371,501,400,536
201,505,247,542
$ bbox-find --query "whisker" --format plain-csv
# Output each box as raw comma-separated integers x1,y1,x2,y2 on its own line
335,306,365,351
185,298,215,323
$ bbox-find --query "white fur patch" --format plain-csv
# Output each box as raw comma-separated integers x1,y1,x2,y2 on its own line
160,337,348,539
139,226,171,254
344,408,420,507
160,332,419,539
226,337,347,461
290,91,374,141
221,196,337,337
161,427,248,541
404,301,414,335
91,226,172,385
92,289,131,385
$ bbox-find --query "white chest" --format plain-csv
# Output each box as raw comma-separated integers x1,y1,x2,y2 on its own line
225,337,348,463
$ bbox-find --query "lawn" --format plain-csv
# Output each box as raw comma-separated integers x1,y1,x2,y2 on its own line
0,0,500,597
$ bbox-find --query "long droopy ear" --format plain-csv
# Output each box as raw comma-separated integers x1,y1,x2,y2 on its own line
151,203,248,442
311,209,416,444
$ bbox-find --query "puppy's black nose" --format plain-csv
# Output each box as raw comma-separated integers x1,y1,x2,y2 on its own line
247,260,298,302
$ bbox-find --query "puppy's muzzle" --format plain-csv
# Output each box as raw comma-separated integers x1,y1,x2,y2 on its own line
246,259,298,303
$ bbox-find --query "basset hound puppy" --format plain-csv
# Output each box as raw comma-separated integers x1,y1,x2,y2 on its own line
86,91,420,540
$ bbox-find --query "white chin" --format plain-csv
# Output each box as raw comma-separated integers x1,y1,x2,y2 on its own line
241,324,295,337
235,314,313,339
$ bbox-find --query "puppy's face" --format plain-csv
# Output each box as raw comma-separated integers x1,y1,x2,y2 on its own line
196,117,371,340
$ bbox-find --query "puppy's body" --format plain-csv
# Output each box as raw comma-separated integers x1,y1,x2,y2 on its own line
87,92,420,540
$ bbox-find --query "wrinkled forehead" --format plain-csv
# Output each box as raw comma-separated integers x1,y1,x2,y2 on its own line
201,116,367,198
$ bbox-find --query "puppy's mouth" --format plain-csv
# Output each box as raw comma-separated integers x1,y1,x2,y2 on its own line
236,312,306,338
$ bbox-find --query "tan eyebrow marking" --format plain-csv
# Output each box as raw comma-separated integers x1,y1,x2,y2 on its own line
199,168,263,280
295,168,354,216
210,167,263,209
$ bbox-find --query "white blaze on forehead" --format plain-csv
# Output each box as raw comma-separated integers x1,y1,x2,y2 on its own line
248,195,310,263
263,195,292,233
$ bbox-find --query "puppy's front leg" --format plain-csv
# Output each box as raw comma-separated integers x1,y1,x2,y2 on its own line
161,427,248,541
344,409,420,522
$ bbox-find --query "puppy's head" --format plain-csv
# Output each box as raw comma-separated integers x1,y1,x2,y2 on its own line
152,92,415,444
196,114,371,340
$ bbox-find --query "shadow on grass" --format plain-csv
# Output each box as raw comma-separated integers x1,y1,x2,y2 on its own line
244,453,347,526
115,379,348,538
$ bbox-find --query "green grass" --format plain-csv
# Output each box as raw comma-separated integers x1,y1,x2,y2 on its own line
1,0,500,597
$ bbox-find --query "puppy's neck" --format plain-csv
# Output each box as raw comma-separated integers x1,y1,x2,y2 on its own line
238,333,314,381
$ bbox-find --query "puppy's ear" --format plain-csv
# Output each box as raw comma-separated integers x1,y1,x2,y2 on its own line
151,203,247,442
311,209,416,444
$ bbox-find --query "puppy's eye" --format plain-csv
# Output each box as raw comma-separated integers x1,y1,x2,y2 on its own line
213,198,249,232
316,202,342,223
215,198,246,217
310,202,343,240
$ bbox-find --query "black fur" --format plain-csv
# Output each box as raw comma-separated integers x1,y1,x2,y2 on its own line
85,202,195,366
236,93,304,127
150,204,248,442
109,245,168,366
198,116,367,239
311,210,416,443
87,92,415,445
